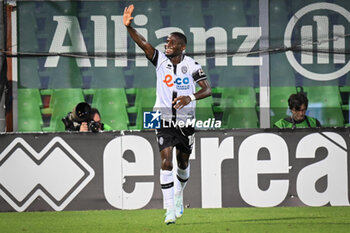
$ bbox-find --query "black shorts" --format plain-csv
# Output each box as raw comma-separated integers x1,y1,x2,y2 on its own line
156,121,195,154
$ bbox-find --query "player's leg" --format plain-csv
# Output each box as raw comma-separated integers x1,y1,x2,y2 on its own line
160,146,176,224
174,149,190,218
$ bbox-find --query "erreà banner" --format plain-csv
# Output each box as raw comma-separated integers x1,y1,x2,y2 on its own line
0,128,349,212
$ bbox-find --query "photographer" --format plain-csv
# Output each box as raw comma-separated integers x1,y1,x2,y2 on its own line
80,107,112,132
62,102,110,132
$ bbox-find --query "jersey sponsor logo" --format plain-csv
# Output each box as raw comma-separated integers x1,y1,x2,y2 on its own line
163,74,174,87
162,75,190,90
174,77,190,90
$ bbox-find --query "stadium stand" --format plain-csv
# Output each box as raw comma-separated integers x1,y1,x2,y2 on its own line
270,86,297,125
303,86,344,126
41,88,85,132
17,88,43,132
127,88,156,130
195,94,215,124
213,87,258,128
91,88,129,130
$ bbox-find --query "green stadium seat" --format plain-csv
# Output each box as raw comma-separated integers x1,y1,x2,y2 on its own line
270,86,297,125
91,88,129,130
224,108,259,128
41,88,84,132
196,95,214,122
91,88,128,107
18,88,43,109
303,86,343,127
214,87,258,128
303,86,341,107
133,88,156,109
17,88,43,132
18,117,42,132
128,88,156,130
219,87,256,108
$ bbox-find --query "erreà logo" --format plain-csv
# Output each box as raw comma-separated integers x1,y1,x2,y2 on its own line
284,3,350,81
0,137,95,212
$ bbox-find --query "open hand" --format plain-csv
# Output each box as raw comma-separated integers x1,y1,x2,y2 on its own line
173,96,191,110
123,4,134,26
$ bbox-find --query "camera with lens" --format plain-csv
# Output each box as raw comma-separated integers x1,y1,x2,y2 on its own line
62,102,100,133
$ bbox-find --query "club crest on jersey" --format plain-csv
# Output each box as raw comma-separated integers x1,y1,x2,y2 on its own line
181,66,188,74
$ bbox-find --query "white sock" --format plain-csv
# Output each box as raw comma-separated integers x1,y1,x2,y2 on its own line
160,169,174,209
174,163,190,196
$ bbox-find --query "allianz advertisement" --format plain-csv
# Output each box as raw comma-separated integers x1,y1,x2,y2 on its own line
0,129,349,212
16,0,350,89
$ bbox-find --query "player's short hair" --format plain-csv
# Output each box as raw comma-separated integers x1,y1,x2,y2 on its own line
170,32,187,45
288,92,308,110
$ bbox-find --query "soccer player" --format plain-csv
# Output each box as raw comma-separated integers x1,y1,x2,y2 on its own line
123,5,212,225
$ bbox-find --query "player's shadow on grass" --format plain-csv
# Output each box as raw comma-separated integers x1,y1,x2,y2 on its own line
180,216,326,225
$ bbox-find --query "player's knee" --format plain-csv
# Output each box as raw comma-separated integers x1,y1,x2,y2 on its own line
177,161,188,170
162,159,173,170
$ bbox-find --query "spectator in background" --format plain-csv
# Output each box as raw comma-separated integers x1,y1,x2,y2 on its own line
274,92,321,129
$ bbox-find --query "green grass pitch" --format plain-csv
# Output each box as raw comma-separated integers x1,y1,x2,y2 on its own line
0,206,350,233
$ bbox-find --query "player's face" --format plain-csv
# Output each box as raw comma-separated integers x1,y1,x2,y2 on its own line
291,104,307,122
165,35,185,57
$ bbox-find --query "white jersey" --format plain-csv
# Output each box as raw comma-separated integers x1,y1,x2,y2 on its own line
149,50,207,122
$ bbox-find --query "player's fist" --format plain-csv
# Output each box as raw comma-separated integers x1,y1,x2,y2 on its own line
123,4,134,26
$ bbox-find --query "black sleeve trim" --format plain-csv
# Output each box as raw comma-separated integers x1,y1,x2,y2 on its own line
148,50,159,67
195,77,207,83
193,68,206,82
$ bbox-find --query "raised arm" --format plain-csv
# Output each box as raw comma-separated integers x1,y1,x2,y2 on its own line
123,5,155,60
